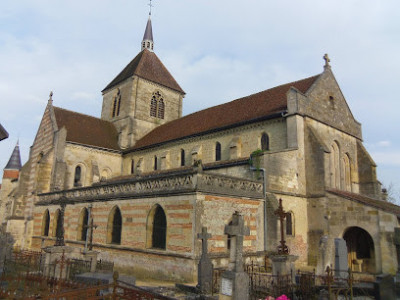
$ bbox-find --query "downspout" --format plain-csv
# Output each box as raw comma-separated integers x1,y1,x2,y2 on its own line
249,154,268,252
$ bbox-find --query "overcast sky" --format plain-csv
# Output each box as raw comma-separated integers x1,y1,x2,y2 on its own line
1,0,399,196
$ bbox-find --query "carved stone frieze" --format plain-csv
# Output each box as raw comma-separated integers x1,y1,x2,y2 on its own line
37,169,262,205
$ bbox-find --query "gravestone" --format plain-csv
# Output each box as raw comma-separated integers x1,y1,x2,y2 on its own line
334,238,348,279
197,226,213,295
220,211,250,300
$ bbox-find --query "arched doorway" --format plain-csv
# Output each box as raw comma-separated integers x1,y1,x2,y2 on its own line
343,227,375,273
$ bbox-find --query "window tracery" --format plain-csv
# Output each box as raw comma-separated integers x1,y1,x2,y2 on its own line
149,91,165,119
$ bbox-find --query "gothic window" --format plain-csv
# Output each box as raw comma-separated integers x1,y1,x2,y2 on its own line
330,141,340,189
158,99,165,119
286,212,294,236
154,156,158,171
149,91,165,120
180,149,185,167
215,142,221,161
131,159,135,174
261,133,270,151
53,209,62,238
42,209,50,236
77,208,89,241
107,206,122,244
112,89,121,118
147,204,167,250
343,153,352,192
74,166,82,187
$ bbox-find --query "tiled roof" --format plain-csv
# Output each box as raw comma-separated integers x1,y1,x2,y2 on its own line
53,107,120,151
131,75,320,150
327,189,400,216
102,49,184,94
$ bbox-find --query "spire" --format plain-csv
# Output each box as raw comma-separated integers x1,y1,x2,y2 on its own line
5,141,22,170
141,4,154,52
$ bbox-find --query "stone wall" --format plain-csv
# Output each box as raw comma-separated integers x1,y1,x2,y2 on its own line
123,118,287,175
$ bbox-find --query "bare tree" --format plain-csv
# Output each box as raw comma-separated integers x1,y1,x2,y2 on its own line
385,182,400,205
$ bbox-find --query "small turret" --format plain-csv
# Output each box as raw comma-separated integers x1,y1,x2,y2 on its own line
4,141,22,179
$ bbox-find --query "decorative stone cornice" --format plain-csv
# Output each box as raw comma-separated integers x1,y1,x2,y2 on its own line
36,168,263,205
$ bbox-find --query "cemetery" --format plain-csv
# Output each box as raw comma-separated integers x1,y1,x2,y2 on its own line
0,209,395,299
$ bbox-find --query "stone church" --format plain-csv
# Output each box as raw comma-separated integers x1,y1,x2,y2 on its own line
1,14,400,282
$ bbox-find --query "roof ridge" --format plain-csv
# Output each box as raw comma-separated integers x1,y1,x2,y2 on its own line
53,106,110,124
167,73,321,121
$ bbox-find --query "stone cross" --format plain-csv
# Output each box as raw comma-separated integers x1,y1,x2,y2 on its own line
225,211,250,272
274,198,289,255
323,53,331,67
55,203,66,247
84,206,98,252
197,226,213,295
54,249,71,280
148,0,153,15
198,226,211,258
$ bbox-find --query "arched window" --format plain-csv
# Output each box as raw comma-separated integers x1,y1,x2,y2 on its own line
343,153,352,192
131,159,135,174
112,98,117,117
154,156,158,171
286,212,294,236
107,206,122,244
330,141,340,189
215,142,221,161
112,89,121,117
147,204,167,250
150,95,157,117
53,209,62,238
42,209,50,236
77,208,89,241
74,166,82,187
180,149,185,167
261,133,270,151
149,91,165,120
158,99,165,119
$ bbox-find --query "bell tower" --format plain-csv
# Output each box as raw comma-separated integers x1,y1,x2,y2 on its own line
101,10,185,149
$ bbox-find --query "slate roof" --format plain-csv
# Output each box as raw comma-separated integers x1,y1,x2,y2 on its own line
130,74,320,150
143,17,153,41
327,188,400,217
0,123,8,141
102,49,184,94
5,142,22,170
53,107,120,151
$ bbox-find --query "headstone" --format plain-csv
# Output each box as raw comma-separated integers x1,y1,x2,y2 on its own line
334,238,348,279
220,211,250,300
197,226,213,295
374,274,395,300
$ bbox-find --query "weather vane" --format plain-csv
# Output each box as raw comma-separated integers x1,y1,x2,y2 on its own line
148,0,153,16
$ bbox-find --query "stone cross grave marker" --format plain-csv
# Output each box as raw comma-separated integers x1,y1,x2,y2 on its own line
334,238,348,279
197,226,213,295
220,211,250,300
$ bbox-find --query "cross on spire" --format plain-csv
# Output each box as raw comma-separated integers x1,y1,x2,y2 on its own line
148,0,153,16
323,53,331,67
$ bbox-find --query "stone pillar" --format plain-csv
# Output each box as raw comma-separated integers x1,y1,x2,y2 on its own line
220,211,250,300
270,254,298,283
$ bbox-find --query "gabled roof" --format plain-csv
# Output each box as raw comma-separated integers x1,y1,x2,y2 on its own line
5,142,22,170
53,107,120,151
130,74,320,150
327,189,400,217
102,49,184,94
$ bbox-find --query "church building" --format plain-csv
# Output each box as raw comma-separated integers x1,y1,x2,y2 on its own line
1,13,399,282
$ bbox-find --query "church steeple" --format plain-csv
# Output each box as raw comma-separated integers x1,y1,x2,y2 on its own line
141,15,154,52
5,141,22,171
